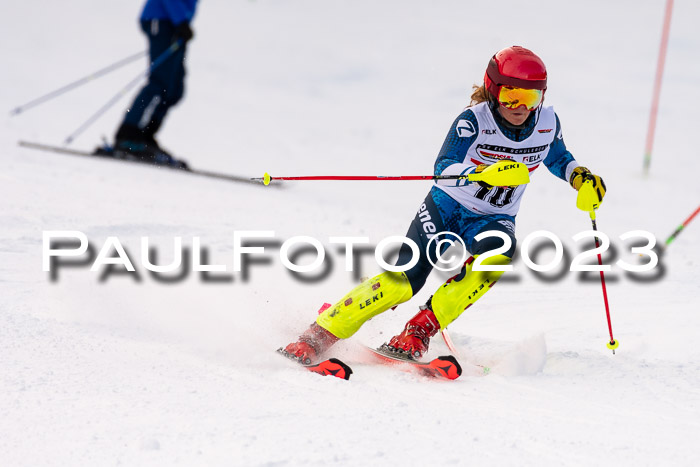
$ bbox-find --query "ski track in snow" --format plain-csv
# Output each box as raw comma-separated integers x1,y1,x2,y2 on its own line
2,0,700,465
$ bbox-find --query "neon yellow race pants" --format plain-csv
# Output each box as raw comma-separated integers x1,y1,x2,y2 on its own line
316,254,511,338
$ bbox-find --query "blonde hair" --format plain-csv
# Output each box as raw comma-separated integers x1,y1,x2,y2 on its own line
469,84,490,107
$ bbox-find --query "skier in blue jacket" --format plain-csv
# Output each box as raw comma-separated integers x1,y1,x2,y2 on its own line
103,0,198,168
282,46,608,364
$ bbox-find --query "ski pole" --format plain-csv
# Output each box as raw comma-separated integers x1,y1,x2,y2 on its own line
254,160,531,187
577,180,618,353
9,50,147,116
63,41,182,146
664,205,700,248
589,209,618,354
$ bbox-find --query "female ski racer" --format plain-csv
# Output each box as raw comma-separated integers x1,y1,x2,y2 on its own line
281,46,607,364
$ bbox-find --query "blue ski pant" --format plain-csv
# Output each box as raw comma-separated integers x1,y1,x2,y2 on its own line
121,19,187,135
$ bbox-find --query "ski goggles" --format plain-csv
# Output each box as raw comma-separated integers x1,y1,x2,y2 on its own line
497,86,543,111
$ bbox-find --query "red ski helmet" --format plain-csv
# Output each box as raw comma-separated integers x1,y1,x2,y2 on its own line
484,46,547,110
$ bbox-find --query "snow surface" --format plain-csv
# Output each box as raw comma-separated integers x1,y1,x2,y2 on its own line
2,0,700,465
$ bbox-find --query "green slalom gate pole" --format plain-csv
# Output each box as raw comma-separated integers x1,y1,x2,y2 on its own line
664,205,700,248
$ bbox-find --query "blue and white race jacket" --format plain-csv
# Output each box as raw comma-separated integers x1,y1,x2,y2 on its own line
434,102,579,217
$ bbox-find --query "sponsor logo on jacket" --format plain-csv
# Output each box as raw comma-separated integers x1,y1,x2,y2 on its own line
478,150,514,161
456,119,476,137
522,154,542,163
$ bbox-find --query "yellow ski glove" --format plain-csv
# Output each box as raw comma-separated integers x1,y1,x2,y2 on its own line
570,166,606,205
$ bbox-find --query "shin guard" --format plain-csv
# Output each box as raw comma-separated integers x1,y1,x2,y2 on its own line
316,271,414,339
430,254,511,328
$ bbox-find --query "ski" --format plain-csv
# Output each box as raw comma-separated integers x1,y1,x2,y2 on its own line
18,140,270,187
277,348,353,380
366,345,463,380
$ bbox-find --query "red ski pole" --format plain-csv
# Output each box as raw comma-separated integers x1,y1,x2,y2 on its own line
259,174,437,182
577,180,618,353
253,162,532,187
588,210,618,353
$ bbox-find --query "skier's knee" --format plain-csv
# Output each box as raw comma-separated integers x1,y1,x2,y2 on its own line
430,254,510,328
168,84,185,106
402,262,432,294
470,232,516,258
478,253,512,266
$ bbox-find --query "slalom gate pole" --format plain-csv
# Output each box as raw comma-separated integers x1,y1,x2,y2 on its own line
664,205,700,247
63,41,182,146
9,50,147,116
440,329,461,358
589,210,618,354
643,0,674,174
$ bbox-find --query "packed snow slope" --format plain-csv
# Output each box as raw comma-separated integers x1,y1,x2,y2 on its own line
2,0,700,465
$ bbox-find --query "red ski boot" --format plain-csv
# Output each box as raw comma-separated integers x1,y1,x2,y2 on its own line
385,303,440,359
281,322,339,365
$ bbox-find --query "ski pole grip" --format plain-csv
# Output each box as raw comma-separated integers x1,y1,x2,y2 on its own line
469,161,530,187
576,179,599,212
